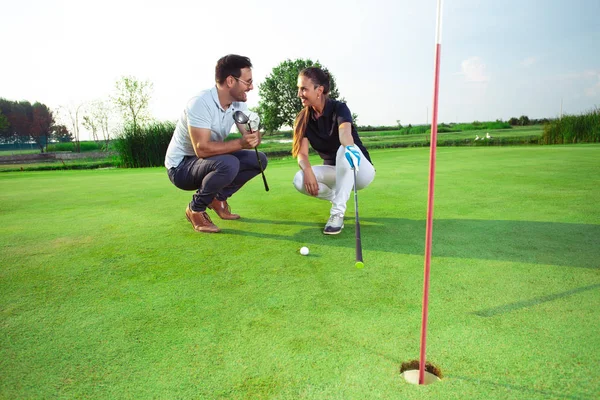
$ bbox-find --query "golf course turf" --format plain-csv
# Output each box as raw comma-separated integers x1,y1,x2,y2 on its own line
1,145,599,399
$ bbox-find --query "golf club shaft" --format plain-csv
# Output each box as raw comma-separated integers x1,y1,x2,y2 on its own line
353,168,363,262
255,147,269,191
248,125,269,192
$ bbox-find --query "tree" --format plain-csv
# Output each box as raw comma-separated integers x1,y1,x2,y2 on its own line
51,124,73,142
0,112,9,143
257,59,340,133
85,100,113,150
112,76,153,134
82,115,99,144
508,117,519,126
7,101,33,144
0,99,55,150
518,115,530,126
59,103,85,152
0,99,12,143
30,103,54,152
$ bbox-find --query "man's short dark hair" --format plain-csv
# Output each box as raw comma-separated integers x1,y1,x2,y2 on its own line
215,54,252,84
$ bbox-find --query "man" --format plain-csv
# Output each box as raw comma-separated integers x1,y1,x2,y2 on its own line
165,54,267,233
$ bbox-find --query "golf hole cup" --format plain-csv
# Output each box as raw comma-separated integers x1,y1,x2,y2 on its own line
401,370,441,385
300,246,309,256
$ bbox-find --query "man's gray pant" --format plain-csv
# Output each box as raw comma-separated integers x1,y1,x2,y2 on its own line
168,150,268,212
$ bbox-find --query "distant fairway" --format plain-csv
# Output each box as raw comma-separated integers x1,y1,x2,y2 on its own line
1,145,599,399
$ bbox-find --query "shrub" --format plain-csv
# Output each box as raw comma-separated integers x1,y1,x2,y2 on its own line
47,141,104,152
451,121,511,131
114,121,175,168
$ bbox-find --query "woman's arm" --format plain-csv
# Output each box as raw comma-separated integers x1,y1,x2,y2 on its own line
338,122,355,146
339,121,361,170
297,137,312,170
297,137,319,196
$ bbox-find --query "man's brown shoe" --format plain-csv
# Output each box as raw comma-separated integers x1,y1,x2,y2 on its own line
185,206,220,233
208,198,240,220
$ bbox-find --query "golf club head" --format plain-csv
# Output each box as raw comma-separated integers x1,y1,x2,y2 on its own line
233,110,249,125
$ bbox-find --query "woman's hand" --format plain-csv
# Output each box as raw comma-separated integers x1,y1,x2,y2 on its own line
303,168,319,196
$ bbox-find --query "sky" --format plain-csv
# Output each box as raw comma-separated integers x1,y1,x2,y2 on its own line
1,0,599,139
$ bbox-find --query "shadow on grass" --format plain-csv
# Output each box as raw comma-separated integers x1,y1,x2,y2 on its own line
448,375,590,400
231,217,600,269
473,283,600,317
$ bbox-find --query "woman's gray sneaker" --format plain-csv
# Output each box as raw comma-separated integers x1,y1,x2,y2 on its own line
323,213,344,235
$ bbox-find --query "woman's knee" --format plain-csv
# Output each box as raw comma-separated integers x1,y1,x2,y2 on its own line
357,168,375,190
292,170,304,192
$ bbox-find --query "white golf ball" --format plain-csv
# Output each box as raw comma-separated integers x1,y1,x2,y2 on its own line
300,246,309,256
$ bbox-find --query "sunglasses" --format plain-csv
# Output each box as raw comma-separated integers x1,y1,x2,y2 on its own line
234,77,253,87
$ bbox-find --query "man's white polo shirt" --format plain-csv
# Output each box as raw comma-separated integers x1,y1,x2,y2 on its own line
165,86,249,169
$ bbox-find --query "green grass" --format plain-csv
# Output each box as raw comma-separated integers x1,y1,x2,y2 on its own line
360,125,541,138
0,125,544,172
0,157,119,172
1,145,599,399
357,120,512,133
228,125,546,156
0,148,41,156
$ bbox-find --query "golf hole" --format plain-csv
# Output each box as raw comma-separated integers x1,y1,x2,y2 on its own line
399,360,442,385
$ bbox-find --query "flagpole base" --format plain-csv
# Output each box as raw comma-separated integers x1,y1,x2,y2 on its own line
401,370,441,385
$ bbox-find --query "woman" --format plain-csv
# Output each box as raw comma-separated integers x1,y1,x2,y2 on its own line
292,67,375,235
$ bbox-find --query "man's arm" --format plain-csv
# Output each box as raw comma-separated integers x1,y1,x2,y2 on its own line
189,126,259,158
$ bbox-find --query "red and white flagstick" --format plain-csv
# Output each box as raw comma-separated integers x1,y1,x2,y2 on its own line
419,0,444,385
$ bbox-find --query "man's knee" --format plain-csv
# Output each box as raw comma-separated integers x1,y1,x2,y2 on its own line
258,152,268,170
216,155,240,180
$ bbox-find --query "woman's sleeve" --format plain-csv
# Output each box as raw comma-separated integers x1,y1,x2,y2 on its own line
335,102,353,126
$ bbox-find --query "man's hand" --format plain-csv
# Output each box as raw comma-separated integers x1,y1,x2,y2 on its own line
240,131,261,149
344,145,361,171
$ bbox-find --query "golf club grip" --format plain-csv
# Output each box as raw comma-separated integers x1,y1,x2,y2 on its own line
254,147,269,191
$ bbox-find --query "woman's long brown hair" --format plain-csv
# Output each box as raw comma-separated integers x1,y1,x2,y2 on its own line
292,67,330,158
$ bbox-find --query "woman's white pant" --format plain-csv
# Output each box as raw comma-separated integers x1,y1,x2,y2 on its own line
293,146,375,216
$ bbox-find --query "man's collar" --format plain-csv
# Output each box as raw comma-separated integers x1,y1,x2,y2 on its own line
212,85,234,112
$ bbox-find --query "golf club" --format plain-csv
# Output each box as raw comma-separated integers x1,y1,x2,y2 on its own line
353,167,364,268
233,110,269,192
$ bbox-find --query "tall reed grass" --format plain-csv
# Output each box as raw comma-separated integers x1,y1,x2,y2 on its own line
114,122,175,168
542,107,600,144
